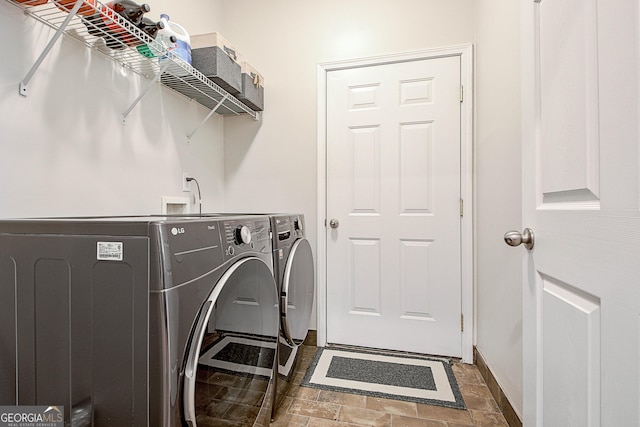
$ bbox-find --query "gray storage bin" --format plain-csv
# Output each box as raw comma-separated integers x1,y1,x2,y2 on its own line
191,46,242,95
237,65,264,111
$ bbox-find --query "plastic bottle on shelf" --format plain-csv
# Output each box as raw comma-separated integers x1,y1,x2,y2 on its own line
138,17,164,38
143,34,177,60
82,12,107,37
157,14,191,76
82,7,128,50
135,18,167,58
82,0,151,50
104,0,150,26
113,2,152,47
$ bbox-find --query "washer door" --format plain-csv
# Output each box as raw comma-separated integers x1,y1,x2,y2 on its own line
281,238,315,346
182,257,278,427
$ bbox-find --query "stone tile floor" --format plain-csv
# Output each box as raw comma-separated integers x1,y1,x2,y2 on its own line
270,345,509,427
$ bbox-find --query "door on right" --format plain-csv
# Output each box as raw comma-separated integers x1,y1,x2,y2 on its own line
520,0,639,425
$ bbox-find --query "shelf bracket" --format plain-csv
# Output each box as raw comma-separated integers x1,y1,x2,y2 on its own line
122,61,171,123
187,94,229,141
19,0,84,97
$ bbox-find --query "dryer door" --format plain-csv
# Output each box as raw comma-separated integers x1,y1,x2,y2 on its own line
182,257,278,427
281,238,315,346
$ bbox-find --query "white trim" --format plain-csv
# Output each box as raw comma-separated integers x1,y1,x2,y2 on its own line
316,45,475,363
316,61,328,349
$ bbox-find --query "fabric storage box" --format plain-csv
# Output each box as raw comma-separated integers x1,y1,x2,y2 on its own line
191,32,242,95
236,62,264,111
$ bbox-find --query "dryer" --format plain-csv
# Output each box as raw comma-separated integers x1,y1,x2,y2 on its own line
0,215,278,427
267,214,315,417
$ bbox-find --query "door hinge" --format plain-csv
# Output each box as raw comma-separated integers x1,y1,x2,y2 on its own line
459,85,463,103
461,313,464,332
460,199,464,217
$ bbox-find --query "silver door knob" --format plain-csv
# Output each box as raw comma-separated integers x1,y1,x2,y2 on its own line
504,228,534,250
329,219,340,229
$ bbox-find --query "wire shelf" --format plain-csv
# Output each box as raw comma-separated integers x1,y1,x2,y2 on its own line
6,0,258,120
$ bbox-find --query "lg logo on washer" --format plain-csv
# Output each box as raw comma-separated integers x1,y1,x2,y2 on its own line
171,227,185,236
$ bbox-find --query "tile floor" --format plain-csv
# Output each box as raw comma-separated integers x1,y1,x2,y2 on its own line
270,345,510,427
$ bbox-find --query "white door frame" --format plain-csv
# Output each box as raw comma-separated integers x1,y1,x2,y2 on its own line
316,45,474,363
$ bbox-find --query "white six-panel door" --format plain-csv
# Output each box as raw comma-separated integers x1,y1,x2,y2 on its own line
521,0,640,425
326,56,463,357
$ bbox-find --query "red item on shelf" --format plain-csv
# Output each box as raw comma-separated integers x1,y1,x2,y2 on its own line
53,0,97,17
13,0,48,6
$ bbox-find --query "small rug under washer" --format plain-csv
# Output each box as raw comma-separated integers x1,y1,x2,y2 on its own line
198,334,276,379
301,347,465,410
198,334,298,380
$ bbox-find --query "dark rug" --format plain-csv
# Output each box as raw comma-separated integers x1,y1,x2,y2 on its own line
301,347,465,409
198,334,276,379
198,334,298,380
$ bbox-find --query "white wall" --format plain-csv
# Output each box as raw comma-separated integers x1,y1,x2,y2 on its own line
219,0,476,244
143,0,224,36
0,1,225,218
474,0,523,417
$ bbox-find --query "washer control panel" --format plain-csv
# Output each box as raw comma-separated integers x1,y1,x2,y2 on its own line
234,225,252,245
223,217,271,258
292,215,304,237
273,214,305,247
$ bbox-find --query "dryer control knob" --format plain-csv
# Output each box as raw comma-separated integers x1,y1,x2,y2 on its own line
235,225,252,245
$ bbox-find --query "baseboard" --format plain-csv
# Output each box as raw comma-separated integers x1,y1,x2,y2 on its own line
473,347,522,427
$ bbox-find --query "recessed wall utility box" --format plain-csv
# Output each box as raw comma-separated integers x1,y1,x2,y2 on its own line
161,196,190,215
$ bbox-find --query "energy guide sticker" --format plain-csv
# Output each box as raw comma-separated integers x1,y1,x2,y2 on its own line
97,242,123,261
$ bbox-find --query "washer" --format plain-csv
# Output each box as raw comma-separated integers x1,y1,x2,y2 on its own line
268,214,315,417
0,215,278,427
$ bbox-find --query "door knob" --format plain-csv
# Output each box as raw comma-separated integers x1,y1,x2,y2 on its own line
504,228,534,250
329,219,339,229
